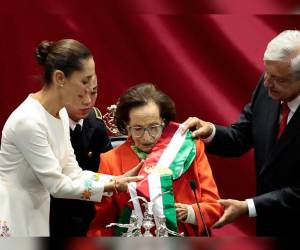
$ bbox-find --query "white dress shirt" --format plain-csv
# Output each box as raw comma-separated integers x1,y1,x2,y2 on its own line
69,118,84,131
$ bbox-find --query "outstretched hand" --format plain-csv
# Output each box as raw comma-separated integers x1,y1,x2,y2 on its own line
112,175,144,192
121,160,144,178
181,117,214,139
110,160,145,192
212,199,248,228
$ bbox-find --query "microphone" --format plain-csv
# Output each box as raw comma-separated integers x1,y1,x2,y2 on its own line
189,179,211,237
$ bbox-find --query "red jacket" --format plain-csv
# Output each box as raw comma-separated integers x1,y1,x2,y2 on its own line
88,139,223,236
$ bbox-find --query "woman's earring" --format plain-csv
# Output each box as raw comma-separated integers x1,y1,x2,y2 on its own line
59,80,64,88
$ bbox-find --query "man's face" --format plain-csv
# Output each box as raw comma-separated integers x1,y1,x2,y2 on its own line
264,60,300,102
64,57,98,121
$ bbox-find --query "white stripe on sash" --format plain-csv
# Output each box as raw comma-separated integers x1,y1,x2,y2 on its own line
155,124,187,169
128,182,143,225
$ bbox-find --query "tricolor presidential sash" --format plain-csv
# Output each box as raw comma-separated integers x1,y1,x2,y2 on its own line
126,121,196,234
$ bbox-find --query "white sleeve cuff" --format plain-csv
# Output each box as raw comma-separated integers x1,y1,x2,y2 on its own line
88,173,113,201
90,180,105,201
201,124,216,143
96,173,113,197
246,198,257,217
184,205,198,225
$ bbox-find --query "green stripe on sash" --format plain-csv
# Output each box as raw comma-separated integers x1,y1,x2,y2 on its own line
160,175,178,233
114,205,132,236
169,131,196,180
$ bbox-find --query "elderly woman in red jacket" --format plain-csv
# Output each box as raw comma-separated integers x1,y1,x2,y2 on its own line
88,83,223,236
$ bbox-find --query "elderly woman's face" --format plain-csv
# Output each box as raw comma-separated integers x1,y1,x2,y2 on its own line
127,101,164,153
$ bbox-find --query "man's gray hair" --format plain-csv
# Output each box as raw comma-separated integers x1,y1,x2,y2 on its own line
264,30,300,80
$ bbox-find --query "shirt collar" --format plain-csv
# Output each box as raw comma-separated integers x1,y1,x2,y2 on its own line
286,94,300,114
69,118,84,131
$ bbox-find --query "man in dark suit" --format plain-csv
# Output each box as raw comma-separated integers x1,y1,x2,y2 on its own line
50,75,112,236
182,30,300,236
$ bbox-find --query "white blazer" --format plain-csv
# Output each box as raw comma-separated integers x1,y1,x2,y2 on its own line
0,96,111,236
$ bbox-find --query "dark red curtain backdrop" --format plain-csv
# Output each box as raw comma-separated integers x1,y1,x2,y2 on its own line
1,1,300,236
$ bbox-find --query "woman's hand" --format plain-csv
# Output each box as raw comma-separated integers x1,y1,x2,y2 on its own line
104,175,144,193
175,203,188,221
105,161,145,193
119,160,144,178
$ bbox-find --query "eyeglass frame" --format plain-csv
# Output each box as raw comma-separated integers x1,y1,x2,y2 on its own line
264,71,299,87
127,123,165,138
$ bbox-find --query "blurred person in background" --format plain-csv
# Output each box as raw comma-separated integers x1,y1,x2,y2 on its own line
50,74,113,236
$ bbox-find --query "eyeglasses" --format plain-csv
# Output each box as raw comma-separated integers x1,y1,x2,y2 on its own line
264,72,295,86
128,124,164,138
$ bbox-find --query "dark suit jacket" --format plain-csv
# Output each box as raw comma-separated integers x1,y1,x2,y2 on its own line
50,108,112,236
207,76,300,236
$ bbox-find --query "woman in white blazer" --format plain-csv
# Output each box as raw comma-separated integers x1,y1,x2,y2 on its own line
0,39,142,237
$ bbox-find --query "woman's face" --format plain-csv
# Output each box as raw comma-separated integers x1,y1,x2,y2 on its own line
65,74,98,122
127,101,164,153
62,57,97,114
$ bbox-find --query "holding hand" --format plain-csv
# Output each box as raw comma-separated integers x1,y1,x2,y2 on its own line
212,199,248,228
110,175,144,192
175,203,188,222
118,160,144,178
105,161,144,193
181,117,214,139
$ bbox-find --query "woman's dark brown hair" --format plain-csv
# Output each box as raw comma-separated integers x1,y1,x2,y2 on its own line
35,39,92,85
115,83,176,134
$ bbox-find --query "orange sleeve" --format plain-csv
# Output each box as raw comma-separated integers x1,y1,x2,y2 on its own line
87,152,119,236
192,140,224,235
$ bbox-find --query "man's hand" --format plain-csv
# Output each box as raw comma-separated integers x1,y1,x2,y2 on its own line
213,199,249,228
181,117,214,139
